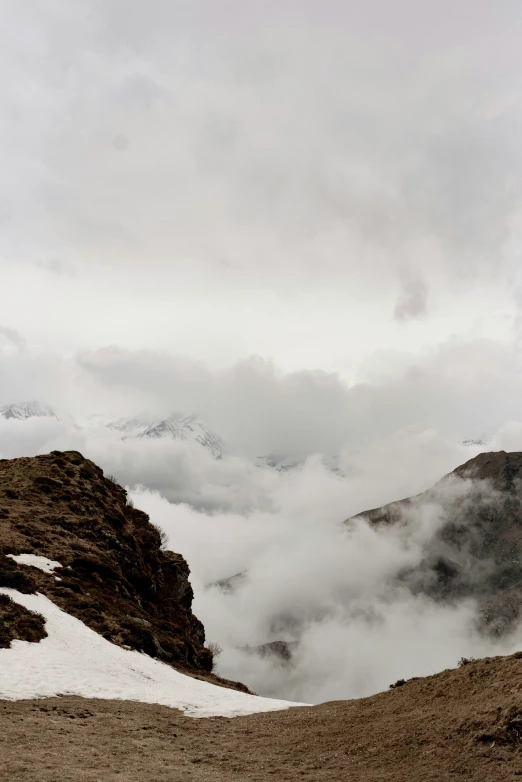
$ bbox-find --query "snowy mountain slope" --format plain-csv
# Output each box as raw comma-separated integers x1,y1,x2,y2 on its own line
104,415,154,437
136,414,225,459
103,412,225,459
0,587,303,718
0,400,56,420
1,402,226,459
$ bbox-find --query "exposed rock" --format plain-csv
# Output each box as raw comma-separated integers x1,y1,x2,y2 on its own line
0,450,247,691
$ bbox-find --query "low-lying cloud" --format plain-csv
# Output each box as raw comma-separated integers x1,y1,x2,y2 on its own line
132,466,522,704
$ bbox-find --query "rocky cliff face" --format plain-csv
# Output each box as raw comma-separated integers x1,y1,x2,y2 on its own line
348,451,522,632
0,450,246,691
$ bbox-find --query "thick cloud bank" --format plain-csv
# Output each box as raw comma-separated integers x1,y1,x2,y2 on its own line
132,466,522,704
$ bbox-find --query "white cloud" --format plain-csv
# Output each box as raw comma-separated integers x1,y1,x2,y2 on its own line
1,1,520,368
132,468,522,703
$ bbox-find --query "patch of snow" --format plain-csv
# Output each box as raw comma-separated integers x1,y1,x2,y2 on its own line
6,554,63,574
0,589,306,719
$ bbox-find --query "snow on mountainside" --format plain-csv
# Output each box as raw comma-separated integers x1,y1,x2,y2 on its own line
0,401,56,420
1,402,226,460
104,415,154,437
0,588,302,718
137,415,225,459
107,413,225,459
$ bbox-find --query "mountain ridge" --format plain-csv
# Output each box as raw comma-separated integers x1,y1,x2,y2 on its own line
0,449,246,691
347,450,522,632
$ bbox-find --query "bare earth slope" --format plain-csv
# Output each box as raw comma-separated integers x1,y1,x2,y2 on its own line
1,650,521,781
0,450,244,690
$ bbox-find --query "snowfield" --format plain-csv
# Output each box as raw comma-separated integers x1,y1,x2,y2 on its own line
6,554,62,574
0,589,305,718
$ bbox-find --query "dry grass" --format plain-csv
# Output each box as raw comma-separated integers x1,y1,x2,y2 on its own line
1,651,521,781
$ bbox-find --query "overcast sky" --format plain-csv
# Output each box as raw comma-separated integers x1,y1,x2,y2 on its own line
1,0,522,383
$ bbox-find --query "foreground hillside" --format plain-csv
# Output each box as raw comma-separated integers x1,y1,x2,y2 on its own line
1,649,521,781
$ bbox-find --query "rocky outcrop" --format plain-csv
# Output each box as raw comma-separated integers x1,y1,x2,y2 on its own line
0,593,47,648
348,451,522,632
0,450,246,690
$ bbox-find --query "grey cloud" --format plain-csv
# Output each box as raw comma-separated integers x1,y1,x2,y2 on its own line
1,0,521,297
0,325,25,349
35,259,78,277
394,279,428,321
2,335,519,464
132,466,522,703
76,338,522,461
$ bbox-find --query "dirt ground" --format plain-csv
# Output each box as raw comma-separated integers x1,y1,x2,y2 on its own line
1,652,521,781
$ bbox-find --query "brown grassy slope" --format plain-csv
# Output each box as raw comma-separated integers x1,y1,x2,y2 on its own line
1,651,521,781
0,450,246,691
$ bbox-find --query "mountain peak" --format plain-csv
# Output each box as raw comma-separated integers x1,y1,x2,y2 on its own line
0,400,56,421
132,413,225,458
348,450,522,634
0,449,229,682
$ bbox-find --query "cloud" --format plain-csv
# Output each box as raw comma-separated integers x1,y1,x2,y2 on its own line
0,1,520,367
394,278,428,321
131,465,522,703
0,325,25,350
1,331,521,463
35,259,78,277
75,337,522,460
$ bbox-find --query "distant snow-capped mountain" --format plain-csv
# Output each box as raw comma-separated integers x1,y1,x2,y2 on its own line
106,413,225,459
0,400,57,420
0,401,339,469
1,401,225,460
104,415,152,437
137,414,225,459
